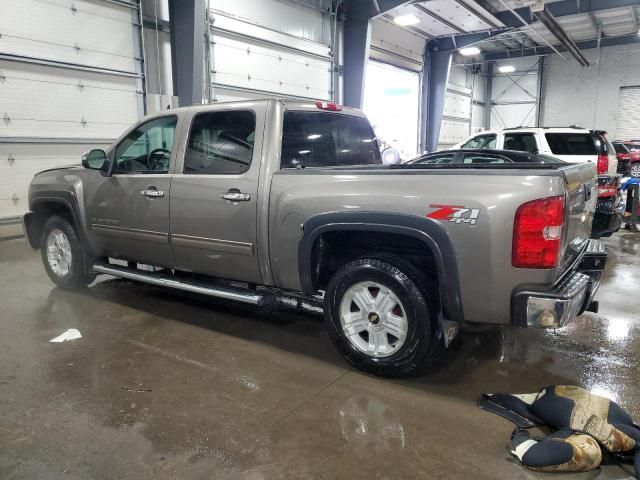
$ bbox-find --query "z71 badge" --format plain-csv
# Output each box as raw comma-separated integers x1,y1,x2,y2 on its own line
427,204,480,225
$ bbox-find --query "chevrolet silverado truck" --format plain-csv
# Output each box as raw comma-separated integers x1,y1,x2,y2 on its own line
23,99,606,377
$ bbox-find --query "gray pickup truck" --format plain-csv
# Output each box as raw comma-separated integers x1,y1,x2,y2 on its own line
23,99,606,377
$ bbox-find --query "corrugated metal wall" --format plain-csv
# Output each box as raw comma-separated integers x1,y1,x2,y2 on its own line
540,43,640,138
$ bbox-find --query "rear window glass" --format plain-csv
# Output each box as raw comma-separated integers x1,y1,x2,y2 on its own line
613,143,628,154
545,133,596,155
281,112,381,168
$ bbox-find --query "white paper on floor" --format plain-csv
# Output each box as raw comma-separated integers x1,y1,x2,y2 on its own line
49,329,82,343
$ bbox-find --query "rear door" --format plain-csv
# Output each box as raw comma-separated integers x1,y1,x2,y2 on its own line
503,132,539,153
169,104,265,283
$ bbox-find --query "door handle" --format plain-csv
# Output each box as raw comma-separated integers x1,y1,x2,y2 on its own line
221,189,251,202
140,188,165,198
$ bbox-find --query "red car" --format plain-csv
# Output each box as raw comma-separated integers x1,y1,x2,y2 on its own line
613,141,640,177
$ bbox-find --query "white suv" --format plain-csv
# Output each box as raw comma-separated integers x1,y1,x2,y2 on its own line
454,127,622,238
453,127,618,175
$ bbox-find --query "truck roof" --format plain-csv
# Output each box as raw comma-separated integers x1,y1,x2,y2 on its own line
146,98,367,119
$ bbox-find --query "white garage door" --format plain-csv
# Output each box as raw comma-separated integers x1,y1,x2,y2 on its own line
0,0,143,223
616,87,640,140
363,61,420,159
210,8,331,102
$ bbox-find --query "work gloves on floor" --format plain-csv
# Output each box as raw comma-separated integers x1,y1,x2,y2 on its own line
479,385,640,477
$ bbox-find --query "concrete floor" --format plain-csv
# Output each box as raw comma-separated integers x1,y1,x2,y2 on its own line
1,232,639,480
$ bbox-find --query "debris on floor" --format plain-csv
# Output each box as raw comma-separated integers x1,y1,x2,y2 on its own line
49,329,82,343
479,385,640,477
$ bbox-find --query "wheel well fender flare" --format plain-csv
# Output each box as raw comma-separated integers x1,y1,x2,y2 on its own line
298,211,464,323
26,193,84,249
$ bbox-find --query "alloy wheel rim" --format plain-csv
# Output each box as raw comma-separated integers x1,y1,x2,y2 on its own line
339,281,408,358
46,229,72,277
631,165,640,178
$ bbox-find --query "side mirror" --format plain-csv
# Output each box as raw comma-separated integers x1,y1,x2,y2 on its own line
81,149,108,171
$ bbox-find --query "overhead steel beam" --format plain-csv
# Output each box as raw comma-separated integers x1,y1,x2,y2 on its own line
168,0,206,106
435,28,513,51
420,43,453,153
483,0,640,26
342,0,413,20
533,8,589,66
485,32,640,60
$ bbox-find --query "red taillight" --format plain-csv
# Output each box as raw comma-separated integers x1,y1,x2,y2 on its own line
598,177,619,198
597,153,609,174
315,101,342,111
512,195,566,269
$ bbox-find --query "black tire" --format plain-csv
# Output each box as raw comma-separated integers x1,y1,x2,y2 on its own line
40,215,96,289
324,256,440,378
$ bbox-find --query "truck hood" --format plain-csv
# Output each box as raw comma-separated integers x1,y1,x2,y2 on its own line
34,164,83,176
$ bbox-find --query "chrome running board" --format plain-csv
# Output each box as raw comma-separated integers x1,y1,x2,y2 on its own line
92,263,271,306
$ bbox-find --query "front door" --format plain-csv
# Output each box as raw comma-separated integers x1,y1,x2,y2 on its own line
85,115,179,267
169,107,263,283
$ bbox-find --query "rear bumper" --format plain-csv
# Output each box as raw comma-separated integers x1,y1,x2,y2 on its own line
512,239,606,328
592,195,623,238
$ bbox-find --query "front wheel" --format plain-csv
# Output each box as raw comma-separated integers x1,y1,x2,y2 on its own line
631,163,640,178
324,257,439,377
41,215,96,289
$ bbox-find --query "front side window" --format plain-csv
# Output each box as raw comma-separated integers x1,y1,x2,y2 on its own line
114,116,177,173
461,134,496,149
281,112,381,168
184,110,256,175
504,133,538,153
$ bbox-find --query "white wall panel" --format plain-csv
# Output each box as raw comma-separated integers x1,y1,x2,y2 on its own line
211,33,330,100
540,43,640,138
490,57,540,129
210,4,331,102
616,87,640,140
212,0,330,46
0,142,110,218
0,0,138,73
0,60,138,139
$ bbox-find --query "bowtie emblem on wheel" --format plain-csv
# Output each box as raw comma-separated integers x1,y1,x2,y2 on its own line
426,204,481,226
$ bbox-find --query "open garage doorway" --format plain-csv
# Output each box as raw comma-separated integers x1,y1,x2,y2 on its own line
363,61,420,162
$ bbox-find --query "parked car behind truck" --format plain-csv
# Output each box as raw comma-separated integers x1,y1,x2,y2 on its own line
23,99,606,377
454,127,622,238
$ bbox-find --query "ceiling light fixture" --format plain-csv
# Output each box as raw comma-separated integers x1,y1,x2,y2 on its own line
394,14,420,26
498,65,516,73
459,46,481,56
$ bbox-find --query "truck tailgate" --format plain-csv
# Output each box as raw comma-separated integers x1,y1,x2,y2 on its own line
559,162,597,272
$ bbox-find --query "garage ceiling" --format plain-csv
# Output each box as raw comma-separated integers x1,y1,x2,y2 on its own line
376,0,640,62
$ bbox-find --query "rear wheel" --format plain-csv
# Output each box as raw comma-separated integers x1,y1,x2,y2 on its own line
631,163,640,178
41,215,96,289
324,257,439,377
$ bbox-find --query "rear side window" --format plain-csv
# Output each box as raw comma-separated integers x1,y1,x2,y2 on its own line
545,133,597,155
410,153,456,165
504,133,538,153
184,110,255,175
461,134,496,149
281,112,381,168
